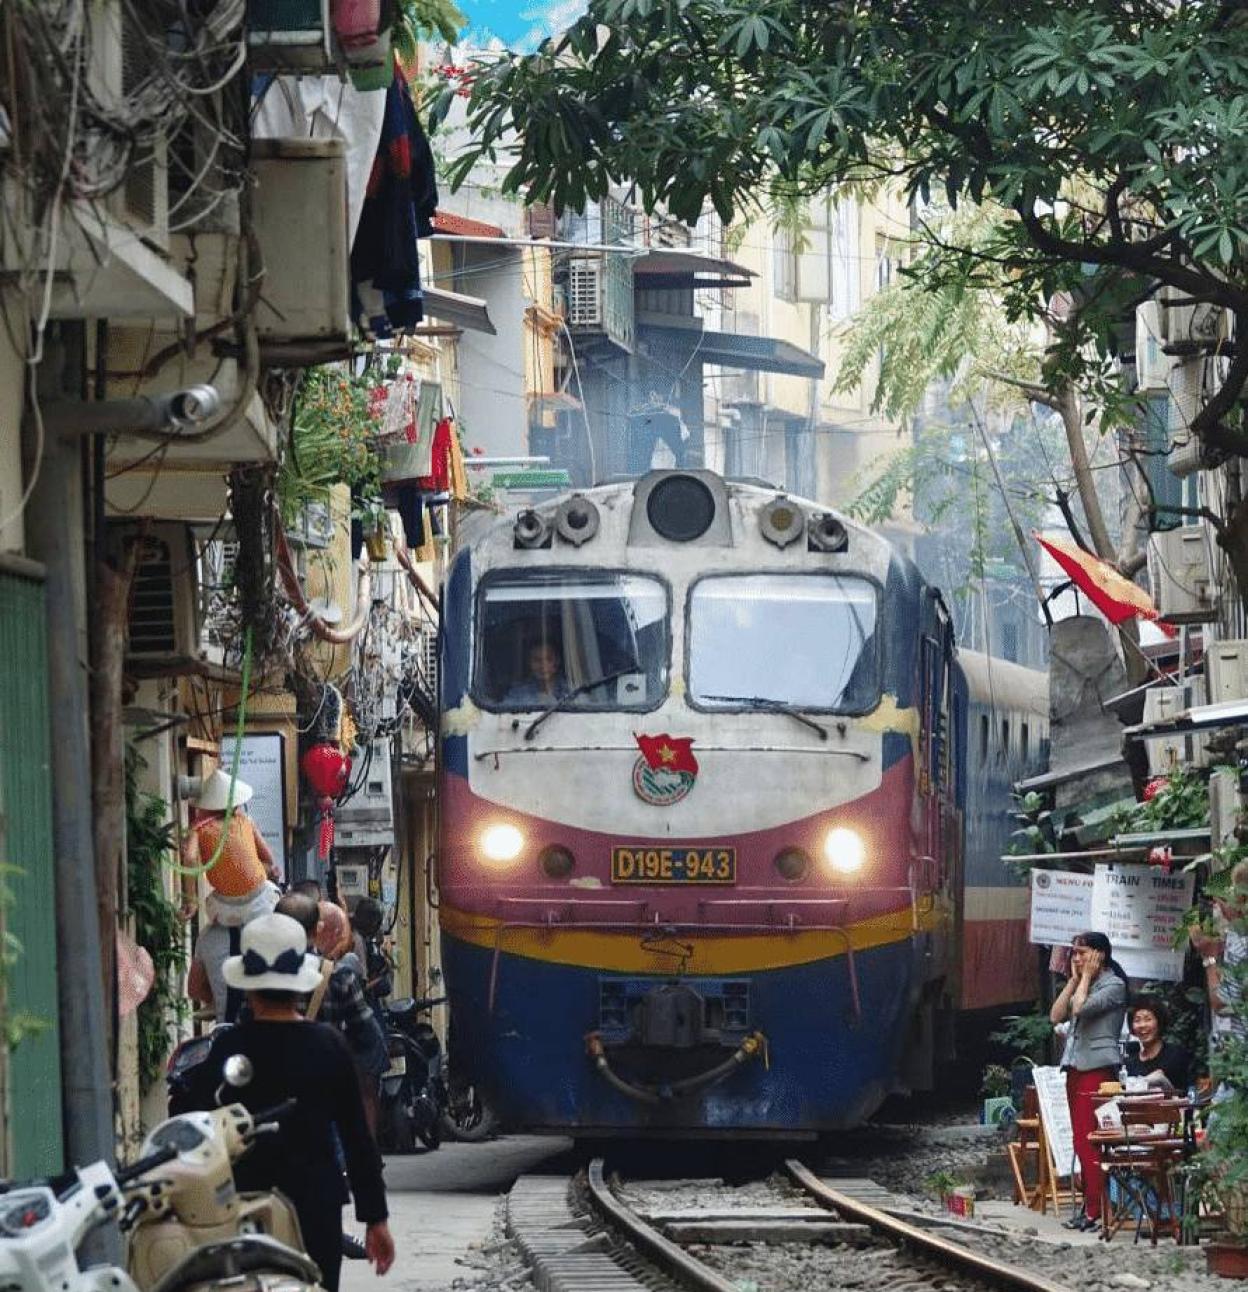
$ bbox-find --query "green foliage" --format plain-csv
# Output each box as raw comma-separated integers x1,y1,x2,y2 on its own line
991,1006,1053,1064
392,0,466,65
279,366,388,525
125,753,188,1091
923,1169,958,1199
980,1063,1012,1098
454,0,1248,455
1114,768,1210,835
0,862,48,1051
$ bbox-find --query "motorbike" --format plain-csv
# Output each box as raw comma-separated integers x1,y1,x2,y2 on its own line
125,1055,323,1292
376,995,449,1153
0,1058,322,1292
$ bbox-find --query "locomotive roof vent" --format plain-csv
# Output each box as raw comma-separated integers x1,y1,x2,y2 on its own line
513,508,552,549
760,495,805,549
629,470,732,547
555,495,600,546
808,512,849,554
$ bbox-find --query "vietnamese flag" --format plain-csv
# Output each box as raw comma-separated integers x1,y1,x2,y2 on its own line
635,734,699,776
1036,533,1175,635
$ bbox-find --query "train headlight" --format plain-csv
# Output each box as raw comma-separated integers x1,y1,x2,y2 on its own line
480,823,525,864
822,827,866,875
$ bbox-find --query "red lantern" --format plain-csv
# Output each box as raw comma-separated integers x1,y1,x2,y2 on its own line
302,742,352,860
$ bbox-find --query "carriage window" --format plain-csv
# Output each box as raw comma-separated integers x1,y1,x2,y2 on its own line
475,573,668,710
1001,717,1010,754
1021,722,1030,762
689,574,879,712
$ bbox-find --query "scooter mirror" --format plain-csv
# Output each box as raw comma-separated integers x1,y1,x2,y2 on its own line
223,1055,254,1089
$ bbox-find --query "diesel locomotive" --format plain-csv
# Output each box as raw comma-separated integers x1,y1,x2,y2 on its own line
436,470,1047,1136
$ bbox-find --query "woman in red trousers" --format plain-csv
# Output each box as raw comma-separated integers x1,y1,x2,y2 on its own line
1049,930,1128,1231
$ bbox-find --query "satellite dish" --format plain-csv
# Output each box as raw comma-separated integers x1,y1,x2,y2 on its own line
308,598,343,625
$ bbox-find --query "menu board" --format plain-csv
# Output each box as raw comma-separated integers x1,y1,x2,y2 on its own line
1029,869,1095,946
1089,864,1194,982
1032,1064,1079,1180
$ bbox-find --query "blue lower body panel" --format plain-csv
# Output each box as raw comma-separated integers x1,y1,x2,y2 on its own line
441,934,921,1134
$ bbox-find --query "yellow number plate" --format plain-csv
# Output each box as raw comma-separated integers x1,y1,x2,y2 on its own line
610,846,736,884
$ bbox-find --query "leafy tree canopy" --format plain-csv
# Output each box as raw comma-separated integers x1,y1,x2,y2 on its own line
447,0,1248,454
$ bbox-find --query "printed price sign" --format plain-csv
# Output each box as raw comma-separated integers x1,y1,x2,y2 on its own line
1029,869,1094,946
1090,864,1194,982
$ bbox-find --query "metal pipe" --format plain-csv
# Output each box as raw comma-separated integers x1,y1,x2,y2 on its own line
25,421,115,1198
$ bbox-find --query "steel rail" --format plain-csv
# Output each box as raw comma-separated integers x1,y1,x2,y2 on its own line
785,1160,1074,1292
585,1158,741,1292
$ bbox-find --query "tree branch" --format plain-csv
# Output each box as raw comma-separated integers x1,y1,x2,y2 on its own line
980,369,1061,409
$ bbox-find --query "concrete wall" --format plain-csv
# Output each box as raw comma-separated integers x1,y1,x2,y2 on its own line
456,248,530,460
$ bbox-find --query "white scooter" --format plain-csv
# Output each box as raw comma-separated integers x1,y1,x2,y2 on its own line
0,1145,176,1292
0,1057,324,1292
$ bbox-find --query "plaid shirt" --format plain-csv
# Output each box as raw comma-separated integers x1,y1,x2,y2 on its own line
316,958,388,1075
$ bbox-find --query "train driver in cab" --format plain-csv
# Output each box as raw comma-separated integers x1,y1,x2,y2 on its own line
505,640,570,706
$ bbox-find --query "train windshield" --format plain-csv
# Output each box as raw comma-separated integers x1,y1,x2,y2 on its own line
689,574,879,712
476,573,668,711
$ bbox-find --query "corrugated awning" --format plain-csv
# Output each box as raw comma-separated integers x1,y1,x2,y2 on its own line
632,250,755,289
1124,696,1248,740
640,323,825,378
423,286,496,335
431,211,506,238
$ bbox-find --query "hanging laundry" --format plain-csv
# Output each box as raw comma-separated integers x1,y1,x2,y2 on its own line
416,416,454,492
447,427,469,501
351,71,439,336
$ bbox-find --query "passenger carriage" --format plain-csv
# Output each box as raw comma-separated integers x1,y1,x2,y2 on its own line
436,470,1046,1135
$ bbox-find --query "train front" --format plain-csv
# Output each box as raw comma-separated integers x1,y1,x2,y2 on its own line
437,470,950,1136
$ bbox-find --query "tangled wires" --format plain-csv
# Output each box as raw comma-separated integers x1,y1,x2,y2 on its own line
2,0,249,273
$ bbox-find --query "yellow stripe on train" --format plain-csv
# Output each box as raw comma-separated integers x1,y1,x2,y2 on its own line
438,901,949,975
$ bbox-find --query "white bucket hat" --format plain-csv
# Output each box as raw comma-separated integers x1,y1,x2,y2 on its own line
205,880,279,929
222,912,323,994
197,768,254,813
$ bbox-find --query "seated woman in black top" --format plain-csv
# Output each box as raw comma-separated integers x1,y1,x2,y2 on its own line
182,913,395,1292
1124,996,1190,1092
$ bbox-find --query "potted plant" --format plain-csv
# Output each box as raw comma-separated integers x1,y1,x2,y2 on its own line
356,498,389,562
980,1063,1015,1126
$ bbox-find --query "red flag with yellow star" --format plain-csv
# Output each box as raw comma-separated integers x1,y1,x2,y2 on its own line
635,734,698,776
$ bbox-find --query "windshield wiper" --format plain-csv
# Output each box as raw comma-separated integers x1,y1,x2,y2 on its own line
522,665,642,741
700,695,829,741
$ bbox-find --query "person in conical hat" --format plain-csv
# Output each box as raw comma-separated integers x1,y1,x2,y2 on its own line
185,766,281,1023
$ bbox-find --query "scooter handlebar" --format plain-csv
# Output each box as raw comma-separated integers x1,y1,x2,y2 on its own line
116,1145,179,1186
251,1098,298,1127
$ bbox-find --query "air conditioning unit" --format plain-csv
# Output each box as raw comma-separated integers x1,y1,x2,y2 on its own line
1142,685,1186,776
1147,523,1216,622
246,0,334,72
117,12,169,250
1134,300,1171,391
251,138,350,349
1206,639,1248,704
1166,358,1208,479
566,258,604,328
1210,767,1241,849
115,523,202,661
1163,292,1231,352
335,738,394,847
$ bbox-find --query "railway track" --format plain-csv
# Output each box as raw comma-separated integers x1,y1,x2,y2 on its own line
505,1159,1075,1292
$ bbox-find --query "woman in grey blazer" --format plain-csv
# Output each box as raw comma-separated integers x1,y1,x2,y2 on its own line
1049,930,1129,1231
